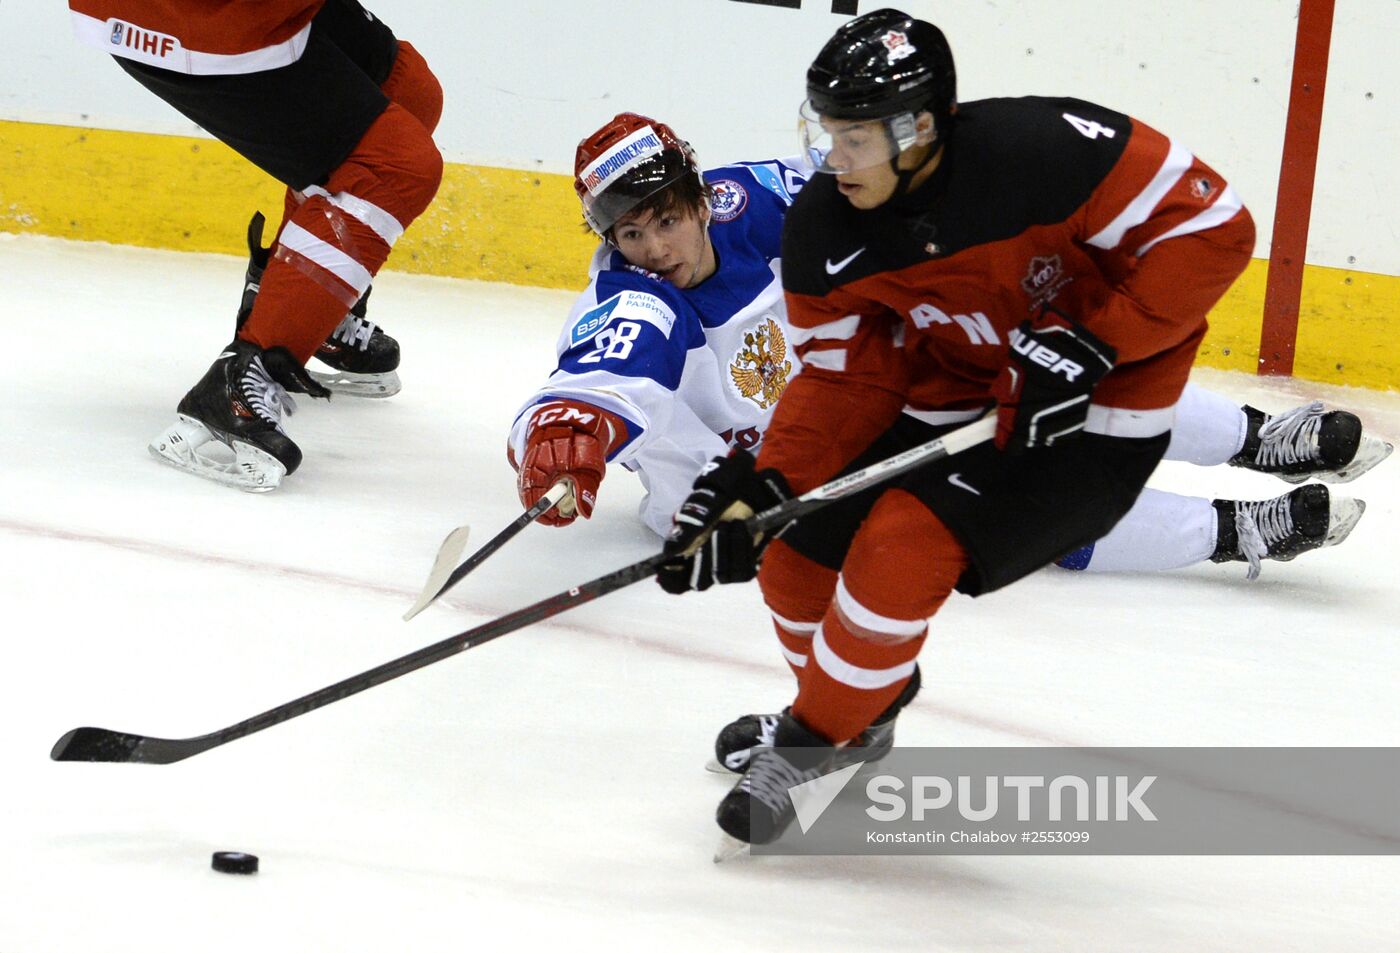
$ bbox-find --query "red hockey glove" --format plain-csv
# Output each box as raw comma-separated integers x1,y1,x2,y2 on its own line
512,400,625,527
657,451,792,594
992,306,1116,451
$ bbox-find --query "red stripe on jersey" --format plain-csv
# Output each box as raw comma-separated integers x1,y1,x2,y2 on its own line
1120,153,1243,257
242,103,442,362
1080,119,1177,247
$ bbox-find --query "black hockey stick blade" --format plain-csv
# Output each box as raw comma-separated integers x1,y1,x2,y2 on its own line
51,727,215,765
403,481,571,621
50,416,993,766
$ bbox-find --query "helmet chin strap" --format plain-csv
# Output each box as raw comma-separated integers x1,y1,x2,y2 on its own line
888,137,940,200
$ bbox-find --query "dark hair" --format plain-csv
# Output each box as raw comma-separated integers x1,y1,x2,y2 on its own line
583,174,714,241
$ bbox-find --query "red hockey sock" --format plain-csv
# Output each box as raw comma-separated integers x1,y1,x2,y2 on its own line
271,40,442,247
791,490,966,743
793,613,926,745
759,540,838,680
241,103,442,361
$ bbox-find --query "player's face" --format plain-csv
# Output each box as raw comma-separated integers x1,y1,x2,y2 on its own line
612,204,716,289
822,119,902,209
816,112,940,210
831,163,899,209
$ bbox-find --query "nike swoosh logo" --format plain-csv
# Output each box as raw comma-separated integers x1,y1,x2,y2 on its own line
824,247,866,275
947,472,981,495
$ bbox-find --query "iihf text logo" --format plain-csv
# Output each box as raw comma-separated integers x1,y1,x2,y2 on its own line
107,19,178,59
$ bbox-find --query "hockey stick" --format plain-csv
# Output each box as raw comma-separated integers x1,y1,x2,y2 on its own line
50,415,994,765
403,481,572,621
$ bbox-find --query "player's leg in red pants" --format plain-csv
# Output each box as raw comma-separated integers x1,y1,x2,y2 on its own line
240,42,443,363
758,539,838,682
760,489,967,745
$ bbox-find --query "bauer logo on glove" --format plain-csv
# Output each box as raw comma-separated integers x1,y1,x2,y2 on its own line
992,306,1116,452
1006,326,1091,383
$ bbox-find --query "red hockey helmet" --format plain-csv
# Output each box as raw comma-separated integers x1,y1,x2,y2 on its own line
574,112,703,237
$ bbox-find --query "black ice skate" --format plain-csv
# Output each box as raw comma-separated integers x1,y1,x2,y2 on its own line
714,713,844,855
1229,401,1392,484
148,338,330,492
709,665,921,774
1209,484,1365,580
237,211,402,398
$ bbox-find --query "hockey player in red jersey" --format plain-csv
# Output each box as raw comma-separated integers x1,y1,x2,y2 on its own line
656,9,1260,845
519,116,1384,580
68,0,444,490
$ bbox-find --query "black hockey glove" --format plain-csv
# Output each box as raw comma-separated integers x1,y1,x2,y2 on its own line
657,451,792,594
992,306,1117,451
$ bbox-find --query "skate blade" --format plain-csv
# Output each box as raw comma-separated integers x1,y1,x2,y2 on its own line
307,367,401,399
1326,437,1393,484
1324,496,1366,547
1280,436,1394,485
148,415,287,493
705,758,735,775
713,833,751,863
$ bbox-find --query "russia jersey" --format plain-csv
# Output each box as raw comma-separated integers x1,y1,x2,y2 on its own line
509,157,809,535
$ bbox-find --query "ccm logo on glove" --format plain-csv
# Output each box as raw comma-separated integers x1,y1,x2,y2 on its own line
531,404,599,429
511,399,625,526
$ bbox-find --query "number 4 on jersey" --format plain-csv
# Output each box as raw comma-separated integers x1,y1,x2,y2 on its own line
1062,113,1117,140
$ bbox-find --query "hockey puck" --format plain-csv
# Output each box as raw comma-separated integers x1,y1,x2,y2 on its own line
211,851,259,875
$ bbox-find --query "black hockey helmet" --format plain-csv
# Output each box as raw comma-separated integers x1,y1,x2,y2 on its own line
806,9,956,128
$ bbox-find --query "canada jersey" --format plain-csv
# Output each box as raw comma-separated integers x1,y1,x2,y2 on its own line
509,158,809,535
69,1,324,74
764,96,1255,491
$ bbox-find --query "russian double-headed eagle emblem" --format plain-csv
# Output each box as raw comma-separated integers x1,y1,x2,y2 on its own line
729,317,792,410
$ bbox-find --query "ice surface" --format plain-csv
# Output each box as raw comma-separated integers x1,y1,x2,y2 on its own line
2,234,1397,952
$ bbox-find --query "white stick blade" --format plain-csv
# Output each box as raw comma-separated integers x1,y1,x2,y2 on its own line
403,524,472,621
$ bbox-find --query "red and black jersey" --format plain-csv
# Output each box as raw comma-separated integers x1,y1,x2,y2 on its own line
760,95,1255,493
70,1,324,73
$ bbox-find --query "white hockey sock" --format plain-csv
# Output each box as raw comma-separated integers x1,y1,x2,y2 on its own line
1065,488,1217,572
1164,382,1247,466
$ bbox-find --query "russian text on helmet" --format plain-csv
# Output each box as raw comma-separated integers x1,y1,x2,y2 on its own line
579,127,665,197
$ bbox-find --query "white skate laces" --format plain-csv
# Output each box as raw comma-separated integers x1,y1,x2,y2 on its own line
1254,401,1326,469
722,714,780,771
329,313,377,351
241,355,298,433
1233,496,1293,581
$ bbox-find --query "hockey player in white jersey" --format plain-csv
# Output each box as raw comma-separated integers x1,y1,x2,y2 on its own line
507,112,807,537
507,112,1389,575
